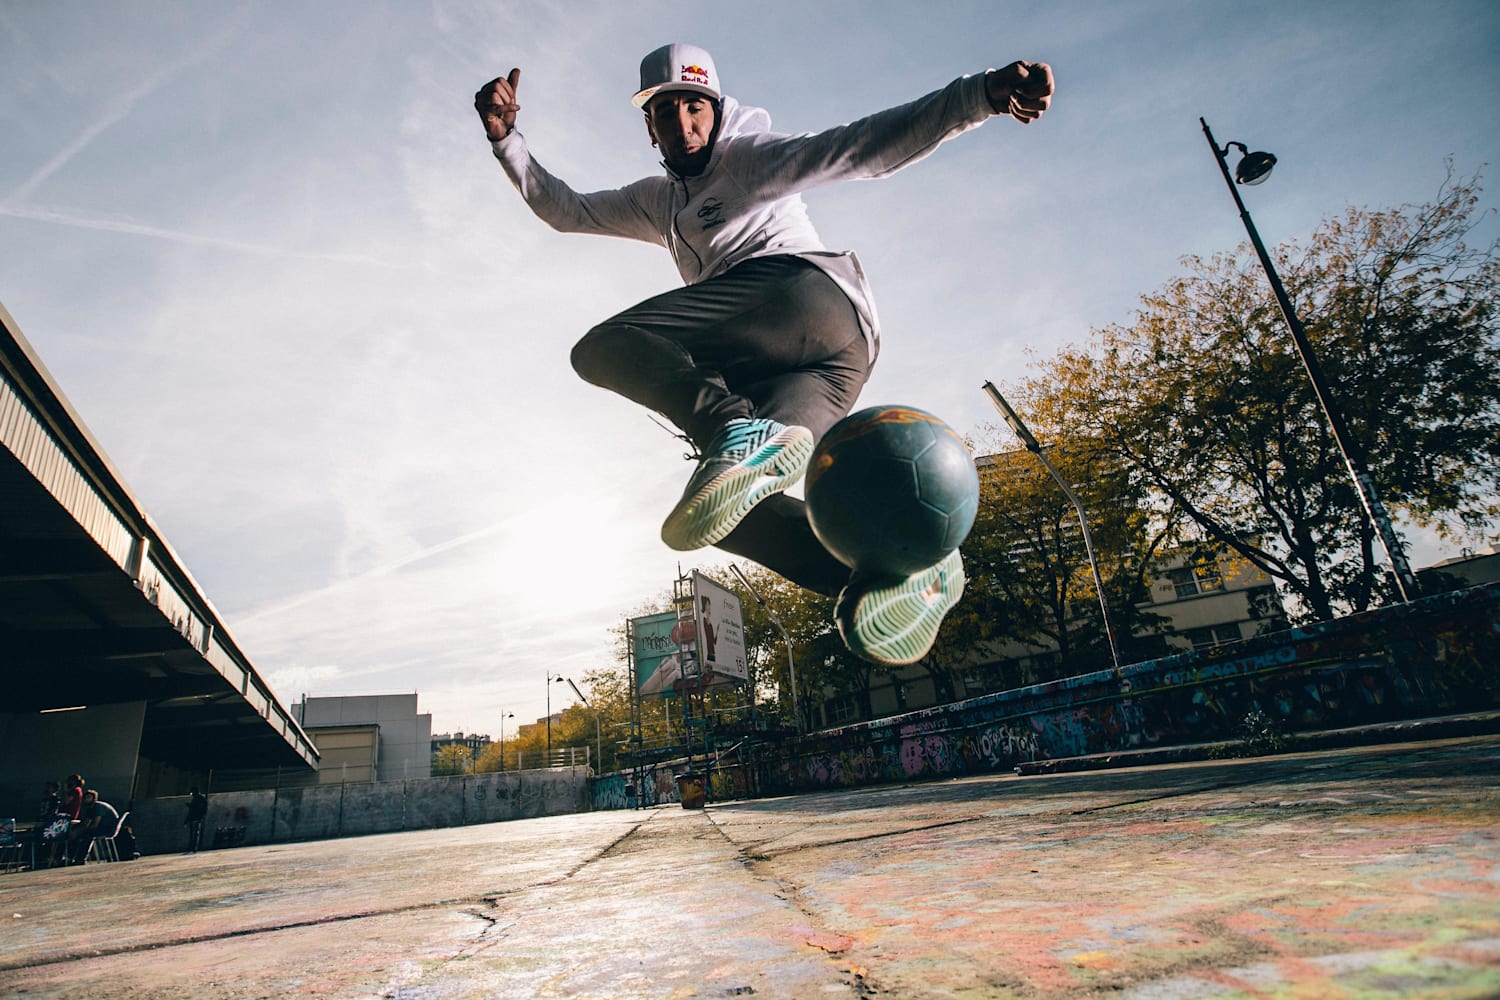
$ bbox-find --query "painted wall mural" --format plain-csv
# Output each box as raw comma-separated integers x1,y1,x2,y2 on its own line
764,583,1500,794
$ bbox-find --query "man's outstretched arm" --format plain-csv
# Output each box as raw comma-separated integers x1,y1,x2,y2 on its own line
724,60,1056,197
473,67,667,246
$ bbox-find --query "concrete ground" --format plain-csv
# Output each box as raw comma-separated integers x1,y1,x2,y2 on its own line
1,735,1497,999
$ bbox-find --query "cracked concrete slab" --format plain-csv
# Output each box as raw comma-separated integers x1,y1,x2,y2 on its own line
1,737,1497,998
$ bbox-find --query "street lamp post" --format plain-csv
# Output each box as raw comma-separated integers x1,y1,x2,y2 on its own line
497,711,513,772
545,672,560,765
730,563,802,735
559,677,602,769
983,382,1124,673
1200,118,1418,603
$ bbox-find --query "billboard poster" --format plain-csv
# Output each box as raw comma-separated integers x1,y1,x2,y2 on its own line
693,571,749,685
633,610,691,700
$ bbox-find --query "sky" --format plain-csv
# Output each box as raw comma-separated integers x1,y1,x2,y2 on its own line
3,0,1497,738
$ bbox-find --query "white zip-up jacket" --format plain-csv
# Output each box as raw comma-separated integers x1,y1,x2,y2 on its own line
491,73,997,364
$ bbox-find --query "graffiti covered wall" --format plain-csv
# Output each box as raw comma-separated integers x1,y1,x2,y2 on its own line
769,583,1500,793
121,585,1500,843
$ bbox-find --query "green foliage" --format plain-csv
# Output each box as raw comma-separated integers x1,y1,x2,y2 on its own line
1037,167,1499,622
431,743,472,776
722,563,865,730
942,427,1170,687
473,740,506,773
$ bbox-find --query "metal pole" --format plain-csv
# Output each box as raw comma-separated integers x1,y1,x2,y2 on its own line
983,382,1124,673
498,711,512,772
545,675,552,764
564,677,602,769
1200,119,1418,603
730,563,802,735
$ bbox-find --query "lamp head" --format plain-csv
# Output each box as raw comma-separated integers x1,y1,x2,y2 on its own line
1234,149,1277,185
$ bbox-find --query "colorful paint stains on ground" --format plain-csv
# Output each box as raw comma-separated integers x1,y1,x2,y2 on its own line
750,742,1500,998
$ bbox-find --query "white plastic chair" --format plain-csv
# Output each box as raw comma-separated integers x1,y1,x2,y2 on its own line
87,811,129,863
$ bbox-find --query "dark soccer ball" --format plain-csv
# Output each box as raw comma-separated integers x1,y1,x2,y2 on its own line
805,405,980,576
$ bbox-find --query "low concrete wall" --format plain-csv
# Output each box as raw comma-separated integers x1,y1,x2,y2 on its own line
126,767,591,856
765,583,1500,793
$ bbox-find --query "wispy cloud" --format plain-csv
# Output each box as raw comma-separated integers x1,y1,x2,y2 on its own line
5,6,252,204
0,202,402,266
235,519,511,626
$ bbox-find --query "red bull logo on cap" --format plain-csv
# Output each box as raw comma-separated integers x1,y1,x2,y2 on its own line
680,64,710,85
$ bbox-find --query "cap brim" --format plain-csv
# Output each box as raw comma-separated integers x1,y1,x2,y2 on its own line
631,82,720,109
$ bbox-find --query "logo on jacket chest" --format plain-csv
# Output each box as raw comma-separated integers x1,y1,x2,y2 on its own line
695,197,727,231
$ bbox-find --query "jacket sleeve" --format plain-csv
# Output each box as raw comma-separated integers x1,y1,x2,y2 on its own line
726,74,995,197
490,131,668,247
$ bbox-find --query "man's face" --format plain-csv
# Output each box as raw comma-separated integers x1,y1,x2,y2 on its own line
645,92,719,176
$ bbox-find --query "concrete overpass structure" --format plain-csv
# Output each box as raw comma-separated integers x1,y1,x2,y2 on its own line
0,300,316,813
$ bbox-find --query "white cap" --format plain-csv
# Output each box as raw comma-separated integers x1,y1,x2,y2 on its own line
631,43,720,109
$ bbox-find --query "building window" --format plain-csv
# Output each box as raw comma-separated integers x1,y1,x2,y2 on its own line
1168,562,1225,599
1184,624,1243,650
826,695,860,725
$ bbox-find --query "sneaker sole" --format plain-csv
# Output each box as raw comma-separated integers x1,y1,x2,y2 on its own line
661,425,815,551
839,550,966,666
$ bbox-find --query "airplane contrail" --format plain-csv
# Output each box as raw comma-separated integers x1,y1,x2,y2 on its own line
6,6,252,204
0,202,399,266
233,520,512,626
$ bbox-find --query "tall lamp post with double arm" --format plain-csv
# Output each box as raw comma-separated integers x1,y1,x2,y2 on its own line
1200,119,1418,603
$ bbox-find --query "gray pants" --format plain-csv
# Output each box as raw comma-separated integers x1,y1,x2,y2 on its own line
571,256,870,596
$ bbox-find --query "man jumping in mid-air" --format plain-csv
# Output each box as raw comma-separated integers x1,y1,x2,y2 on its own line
475,44,1053,665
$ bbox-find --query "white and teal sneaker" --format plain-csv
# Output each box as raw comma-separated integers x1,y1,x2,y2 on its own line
661,417,815,551
836,549,966,666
